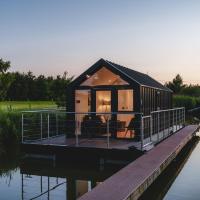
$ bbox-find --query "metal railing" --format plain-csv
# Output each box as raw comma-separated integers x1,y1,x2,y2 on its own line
141,107,185,150
21,107,185,151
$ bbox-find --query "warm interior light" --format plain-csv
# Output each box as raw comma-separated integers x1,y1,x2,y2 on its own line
101,99,111,106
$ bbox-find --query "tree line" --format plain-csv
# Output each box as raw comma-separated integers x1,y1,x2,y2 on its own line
165,74,200,111
0,58,73,106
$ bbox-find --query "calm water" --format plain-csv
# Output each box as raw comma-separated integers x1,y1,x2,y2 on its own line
0,157,124,200
1,136,200,200
164,136,200,200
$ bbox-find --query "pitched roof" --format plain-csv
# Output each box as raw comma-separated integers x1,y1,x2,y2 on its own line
104,59,172,92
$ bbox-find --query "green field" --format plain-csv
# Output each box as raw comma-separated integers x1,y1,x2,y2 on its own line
0,101,57,111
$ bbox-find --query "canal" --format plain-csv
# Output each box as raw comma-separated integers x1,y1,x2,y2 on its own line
0,135,200,200
0,156,125,200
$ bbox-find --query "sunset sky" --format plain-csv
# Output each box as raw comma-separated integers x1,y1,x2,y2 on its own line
1,0,200,84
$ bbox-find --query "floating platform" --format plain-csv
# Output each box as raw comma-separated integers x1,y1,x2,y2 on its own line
79,125,199,200
21,136,144,163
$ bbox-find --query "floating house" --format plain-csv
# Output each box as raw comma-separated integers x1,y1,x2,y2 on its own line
66,58,172,140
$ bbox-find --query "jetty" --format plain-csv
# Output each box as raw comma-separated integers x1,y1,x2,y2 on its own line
79,125,199,200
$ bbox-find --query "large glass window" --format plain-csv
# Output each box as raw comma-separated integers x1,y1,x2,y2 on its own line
75,90,91,113
75,90,91,134
81,67,129,86
118,89,134,111
96,90,111,113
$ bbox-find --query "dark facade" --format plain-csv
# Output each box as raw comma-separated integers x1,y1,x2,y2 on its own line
66,58,172,139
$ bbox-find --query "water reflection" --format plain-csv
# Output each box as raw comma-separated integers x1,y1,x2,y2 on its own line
139,136,199,200
0,157,125,200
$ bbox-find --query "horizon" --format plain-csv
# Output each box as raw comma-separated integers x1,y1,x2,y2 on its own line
1,0,200,84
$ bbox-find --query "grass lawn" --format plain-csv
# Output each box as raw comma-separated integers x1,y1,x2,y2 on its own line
0,101,57,111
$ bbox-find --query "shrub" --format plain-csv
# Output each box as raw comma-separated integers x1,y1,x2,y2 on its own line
0,111,21,155
173,95,200,111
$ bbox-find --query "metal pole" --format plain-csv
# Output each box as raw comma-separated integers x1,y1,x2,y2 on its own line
21,174,24,200
157,112,160,142
150,115,153,142
107,116,110,148
47,113,50,139
75,115,79,147
172,110,174,133
40,113,43,140
168,110,170,136
56,113,58,136
141,116,144,151
176,109,178,131
21,113,24,143
163,111,165,139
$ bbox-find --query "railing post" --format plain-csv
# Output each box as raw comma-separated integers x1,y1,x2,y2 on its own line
163,111,165,139
141,115,144,151
47,113,50,139
157,112,160,141
40,113,43,140
75,115,79,147
183,108,185,125
172,109,174,133
176,109,178,131
21,113,24,143
168,110,170,136
56,113,58,136
150,115,153,142
107,115,110,149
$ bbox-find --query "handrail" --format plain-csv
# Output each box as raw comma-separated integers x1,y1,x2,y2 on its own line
151,107,184,114
21,110,142,115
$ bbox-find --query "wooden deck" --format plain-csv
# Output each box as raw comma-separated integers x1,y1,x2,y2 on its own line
28,136,141,150
79,125,199,200
23,125,183,151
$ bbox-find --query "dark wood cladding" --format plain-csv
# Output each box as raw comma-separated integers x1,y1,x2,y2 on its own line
141,86,172,116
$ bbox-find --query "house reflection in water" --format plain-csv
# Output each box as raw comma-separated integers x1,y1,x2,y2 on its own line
20,161,123,200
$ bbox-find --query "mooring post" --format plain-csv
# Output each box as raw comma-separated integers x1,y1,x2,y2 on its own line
47,113,50,139
141,115,144,151
40,113,43,140
107,115,110,149
21,113,24,143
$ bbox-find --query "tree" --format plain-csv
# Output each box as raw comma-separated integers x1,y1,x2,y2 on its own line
165,74,185,94
0,59,10,74
0,58,13,100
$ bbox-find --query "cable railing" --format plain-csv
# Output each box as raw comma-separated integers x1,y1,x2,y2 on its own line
21,108,185,151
